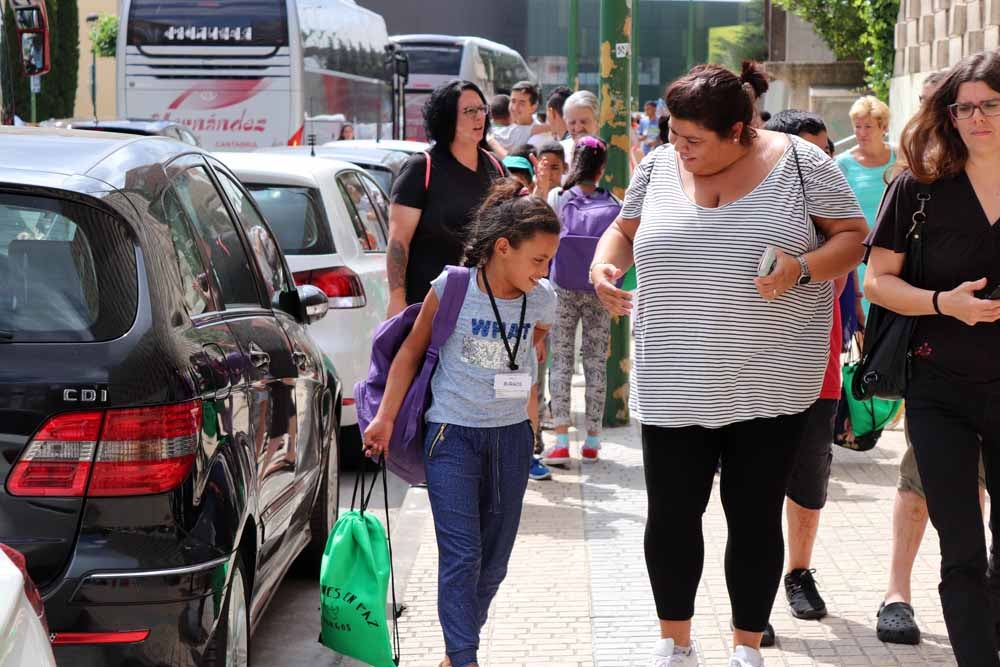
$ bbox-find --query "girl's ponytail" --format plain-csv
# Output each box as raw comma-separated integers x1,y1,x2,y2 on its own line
464,177,560,268
563,135,608,191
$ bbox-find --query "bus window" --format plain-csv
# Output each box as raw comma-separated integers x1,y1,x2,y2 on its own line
126,0,289,47
404,45,463,77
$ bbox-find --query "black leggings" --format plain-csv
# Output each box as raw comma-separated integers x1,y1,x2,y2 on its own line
642,410,808,632
906,361,1000,666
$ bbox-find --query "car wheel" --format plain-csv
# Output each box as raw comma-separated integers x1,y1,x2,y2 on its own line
298,391,340,569
201,555,249,667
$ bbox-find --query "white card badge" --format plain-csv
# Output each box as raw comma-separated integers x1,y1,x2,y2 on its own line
494,373,532,399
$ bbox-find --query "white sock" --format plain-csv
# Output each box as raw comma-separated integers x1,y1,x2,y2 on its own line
733,645,763,667
653,638,691,657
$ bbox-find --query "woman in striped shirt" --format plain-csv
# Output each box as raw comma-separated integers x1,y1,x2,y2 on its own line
590,62,867,667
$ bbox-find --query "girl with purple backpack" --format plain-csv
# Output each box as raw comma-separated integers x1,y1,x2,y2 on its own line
542,136,620,465
362,178,560,667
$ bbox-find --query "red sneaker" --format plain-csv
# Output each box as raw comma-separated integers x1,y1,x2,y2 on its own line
542,445,570,466
581,446,600,463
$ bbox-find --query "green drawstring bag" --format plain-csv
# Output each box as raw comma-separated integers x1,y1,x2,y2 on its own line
841,361,902,439
320,461,399,667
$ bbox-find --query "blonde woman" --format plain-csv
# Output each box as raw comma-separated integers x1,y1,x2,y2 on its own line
836,96,895,316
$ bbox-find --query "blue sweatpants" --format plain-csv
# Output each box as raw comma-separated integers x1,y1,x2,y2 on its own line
423,420,534,667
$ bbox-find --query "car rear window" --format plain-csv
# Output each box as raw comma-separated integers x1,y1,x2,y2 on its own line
0,194,138,342
245,185,335,256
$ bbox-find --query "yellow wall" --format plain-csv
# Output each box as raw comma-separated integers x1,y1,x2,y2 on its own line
74,0,118,119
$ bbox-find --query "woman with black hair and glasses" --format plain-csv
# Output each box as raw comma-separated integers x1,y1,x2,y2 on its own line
388,80,506,318
866,50,1000,665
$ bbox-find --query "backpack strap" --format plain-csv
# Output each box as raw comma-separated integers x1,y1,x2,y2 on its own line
479,148,504,178
429,266,471,350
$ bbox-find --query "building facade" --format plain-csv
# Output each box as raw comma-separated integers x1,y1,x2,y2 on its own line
890,0,1000,139
368,0,763,104
74,0,117,120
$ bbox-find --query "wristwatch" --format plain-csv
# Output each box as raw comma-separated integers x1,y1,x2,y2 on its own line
795,255,811,285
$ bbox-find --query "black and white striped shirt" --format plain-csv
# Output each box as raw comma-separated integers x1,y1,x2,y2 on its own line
622,136,863,428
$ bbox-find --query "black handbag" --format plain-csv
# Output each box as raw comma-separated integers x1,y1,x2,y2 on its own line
852,184,930,401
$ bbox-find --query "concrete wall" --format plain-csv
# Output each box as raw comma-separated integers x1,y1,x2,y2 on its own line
74,0,118,120
762,61,866,141
785,13,837,63
889,0,1000,140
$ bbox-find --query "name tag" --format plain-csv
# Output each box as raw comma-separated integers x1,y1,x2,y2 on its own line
494,373,532,399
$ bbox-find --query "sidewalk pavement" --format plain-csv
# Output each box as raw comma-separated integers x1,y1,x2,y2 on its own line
394,383,963,666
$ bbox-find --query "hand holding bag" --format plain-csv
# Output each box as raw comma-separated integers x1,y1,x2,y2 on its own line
852,184,930,401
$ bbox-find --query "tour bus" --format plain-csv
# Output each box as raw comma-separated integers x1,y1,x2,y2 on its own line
391,34,535,142
118,0,400,150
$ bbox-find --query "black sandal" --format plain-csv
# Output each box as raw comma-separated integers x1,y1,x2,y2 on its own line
876,601,921,645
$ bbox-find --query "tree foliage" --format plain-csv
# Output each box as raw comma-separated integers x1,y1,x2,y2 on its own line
710,0,768,72
775,0,899,101
89,14,119,59
3,0,78,121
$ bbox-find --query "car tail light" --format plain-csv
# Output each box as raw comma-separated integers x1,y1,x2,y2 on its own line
7,412,102,496
7,401,201,498
288,124,304,146
294,266,367,309
88,402,201,497
0,544,48,635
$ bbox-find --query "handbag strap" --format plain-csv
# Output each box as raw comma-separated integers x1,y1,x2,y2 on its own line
790,140,819,249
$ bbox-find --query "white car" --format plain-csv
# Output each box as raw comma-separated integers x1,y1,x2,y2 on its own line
216,152,390,467
0,545,56,667
320,139,430,155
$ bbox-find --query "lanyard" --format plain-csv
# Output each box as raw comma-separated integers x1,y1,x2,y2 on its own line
481,269,527,372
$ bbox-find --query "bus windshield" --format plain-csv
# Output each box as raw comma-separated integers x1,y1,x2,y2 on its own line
404,45,462,76
126,0,288,47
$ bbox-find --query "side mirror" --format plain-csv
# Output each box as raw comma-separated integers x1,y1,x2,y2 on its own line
14,6,50,77
297,284,329,324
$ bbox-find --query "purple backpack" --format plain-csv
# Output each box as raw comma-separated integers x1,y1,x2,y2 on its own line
354,266,470,485
549,187,621,291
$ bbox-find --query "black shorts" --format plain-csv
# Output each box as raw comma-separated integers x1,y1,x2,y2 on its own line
786,398,838,510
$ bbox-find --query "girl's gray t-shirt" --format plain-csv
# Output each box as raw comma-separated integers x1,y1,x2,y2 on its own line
426,267,557,428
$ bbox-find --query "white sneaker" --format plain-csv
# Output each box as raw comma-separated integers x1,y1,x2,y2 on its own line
729,645,764,667
651,638,699,666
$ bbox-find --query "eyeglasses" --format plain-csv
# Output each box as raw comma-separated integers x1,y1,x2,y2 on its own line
461,105,490,118
947,98,1000,120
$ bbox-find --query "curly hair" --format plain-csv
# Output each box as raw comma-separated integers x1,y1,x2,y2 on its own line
464,178,561,268
900,50,1000,183
667,60,769,146
423,80,491,145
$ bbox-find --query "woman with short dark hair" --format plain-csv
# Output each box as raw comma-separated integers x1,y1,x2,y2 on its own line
591,61,867,666
865,50,1000,665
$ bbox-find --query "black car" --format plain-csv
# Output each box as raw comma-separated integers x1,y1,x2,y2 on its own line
0,127,340,666
43,118,201,146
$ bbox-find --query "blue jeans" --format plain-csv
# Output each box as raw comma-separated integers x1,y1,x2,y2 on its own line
424,420,533,667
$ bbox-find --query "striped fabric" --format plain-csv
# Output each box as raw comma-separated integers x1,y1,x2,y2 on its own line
622,136,863,428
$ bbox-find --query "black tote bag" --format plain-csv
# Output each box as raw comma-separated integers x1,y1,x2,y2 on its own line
852,183,930,401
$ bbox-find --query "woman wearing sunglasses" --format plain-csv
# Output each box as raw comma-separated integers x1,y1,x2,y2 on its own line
865,50,1000,665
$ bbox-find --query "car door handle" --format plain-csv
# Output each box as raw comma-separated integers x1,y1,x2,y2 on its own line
248,342,270,370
